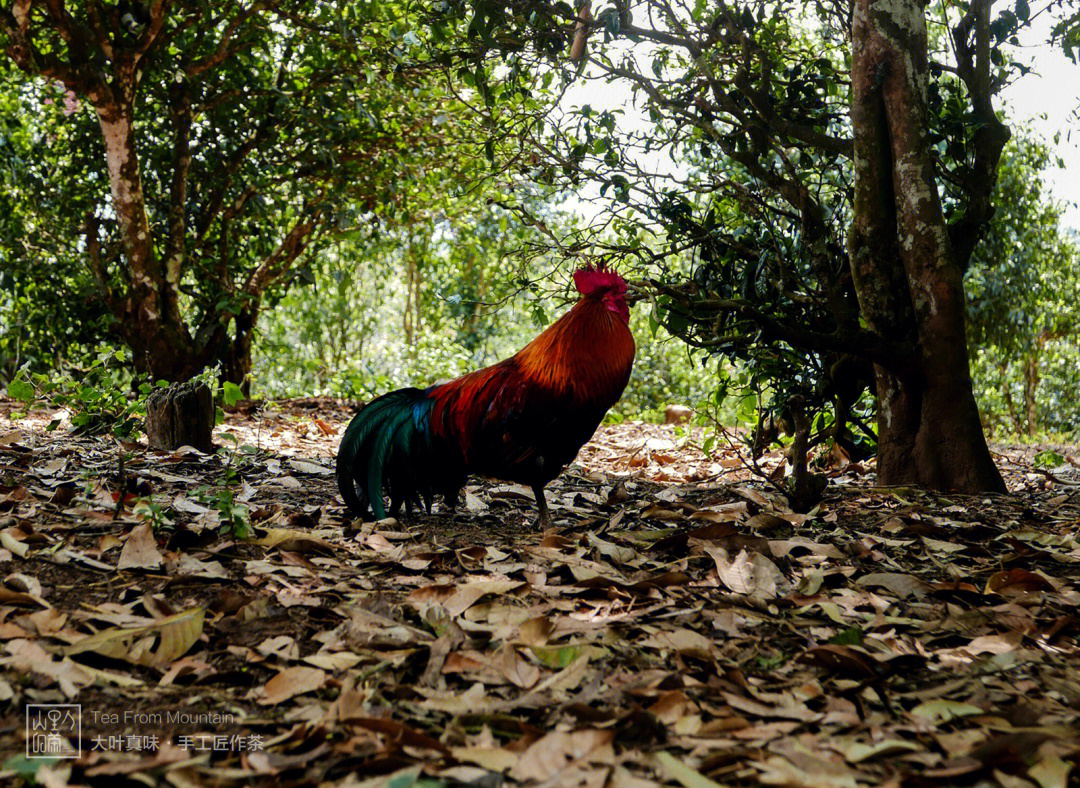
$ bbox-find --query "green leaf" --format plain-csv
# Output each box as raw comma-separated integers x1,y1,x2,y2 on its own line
530,644,581,668
1033,450,1065,469
665,309,689,336
3,755,57,780
222,382,244,407
599,7,621,35
648,309,661,337
6,378,34,403
828,627,864,645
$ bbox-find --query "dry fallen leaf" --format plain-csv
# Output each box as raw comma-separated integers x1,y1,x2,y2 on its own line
452,746,519,773
706,545,789,599
117,523,164,570
4,638,94,697
258,665,328,705
498,645,541,689
653,751,724,788
1,402,1078,787
986,568,1056,595
512,729,615,782
287,458,332,475
856,571,930,599
518,615,554,647
910,699,984,724
0,531,30,558
411,579,524,617
61,606,205,668
800,645,885,679
641,628,716,660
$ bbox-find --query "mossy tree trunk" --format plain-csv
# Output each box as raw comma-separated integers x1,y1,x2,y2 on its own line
848,0,1005,492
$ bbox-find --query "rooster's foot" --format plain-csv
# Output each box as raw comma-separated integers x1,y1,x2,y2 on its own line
532,485,552,529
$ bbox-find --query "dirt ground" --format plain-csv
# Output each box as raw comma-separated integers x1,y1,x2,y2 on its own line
0,397,1078,787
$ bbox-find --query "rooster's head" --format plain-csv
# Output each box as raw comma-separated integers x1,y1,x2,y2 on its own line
573,262,630,324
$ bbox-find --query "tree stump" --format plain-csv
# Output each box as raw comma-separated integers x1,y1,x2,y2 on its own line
145,381,214,452
664,405,692,424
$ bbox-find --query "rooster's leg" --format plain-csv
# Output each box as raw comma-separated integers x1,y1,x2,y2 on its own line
442,486,461,514
532,485,551,529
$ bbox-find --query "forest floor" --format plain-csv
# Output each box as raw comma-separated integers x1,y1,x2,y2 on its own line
0,397,1079,788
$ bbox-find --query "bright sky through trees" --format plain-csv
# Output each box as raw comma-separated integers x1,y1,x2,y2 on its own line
1001,11,1080,229
562,10,1079,230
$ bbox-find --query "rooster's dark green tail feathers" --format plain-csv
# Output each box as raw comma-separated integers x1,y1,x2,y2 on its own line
336,388,435,520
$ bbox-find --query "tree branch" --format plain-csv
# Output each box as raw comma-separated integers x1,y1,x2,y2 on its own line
242,199,326,297
186,2,267,77
949,0,1011,271
649,280,917,373
84,0,115,62
164,79,192,287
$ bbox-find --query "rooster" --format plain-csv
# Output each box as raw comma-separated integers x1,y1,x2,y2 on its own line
336,263,635,527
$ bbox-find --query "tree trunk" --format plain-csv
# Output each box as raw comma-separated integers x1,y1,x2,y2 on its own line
999,364,1022,434
872,364,1003,491
95,88,258,389
849,0,1005,493
785,400,827,512
221,309,257,395
94,81,203,382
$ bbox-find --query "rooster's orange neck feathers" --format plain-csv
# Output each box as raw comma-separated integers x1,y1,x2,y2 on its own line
515,288,635,402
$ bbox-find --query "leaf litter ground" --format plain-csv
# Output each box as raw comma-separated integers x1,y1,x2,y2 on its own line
0,397,1079,787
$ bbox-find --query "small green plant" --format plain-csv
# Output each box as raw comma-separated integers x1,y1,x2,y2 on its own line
196,486,251,540
185,426,261,542
1033,450,1067,469
215,433,261,486
2,754,58,783
133,497,173,531
222,381,245,408
753,653,786,671
828,627,865,646
186,364,246,425
6,347,163,440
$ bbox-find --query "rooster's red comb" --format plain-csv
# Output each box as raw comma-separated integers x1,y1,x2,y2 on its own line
573,262,626,296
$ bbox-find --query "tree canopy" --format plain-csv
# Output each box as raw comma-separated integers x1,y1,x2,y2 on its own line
396,0,1076,496
1,0,1078,487
1,1,514,383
